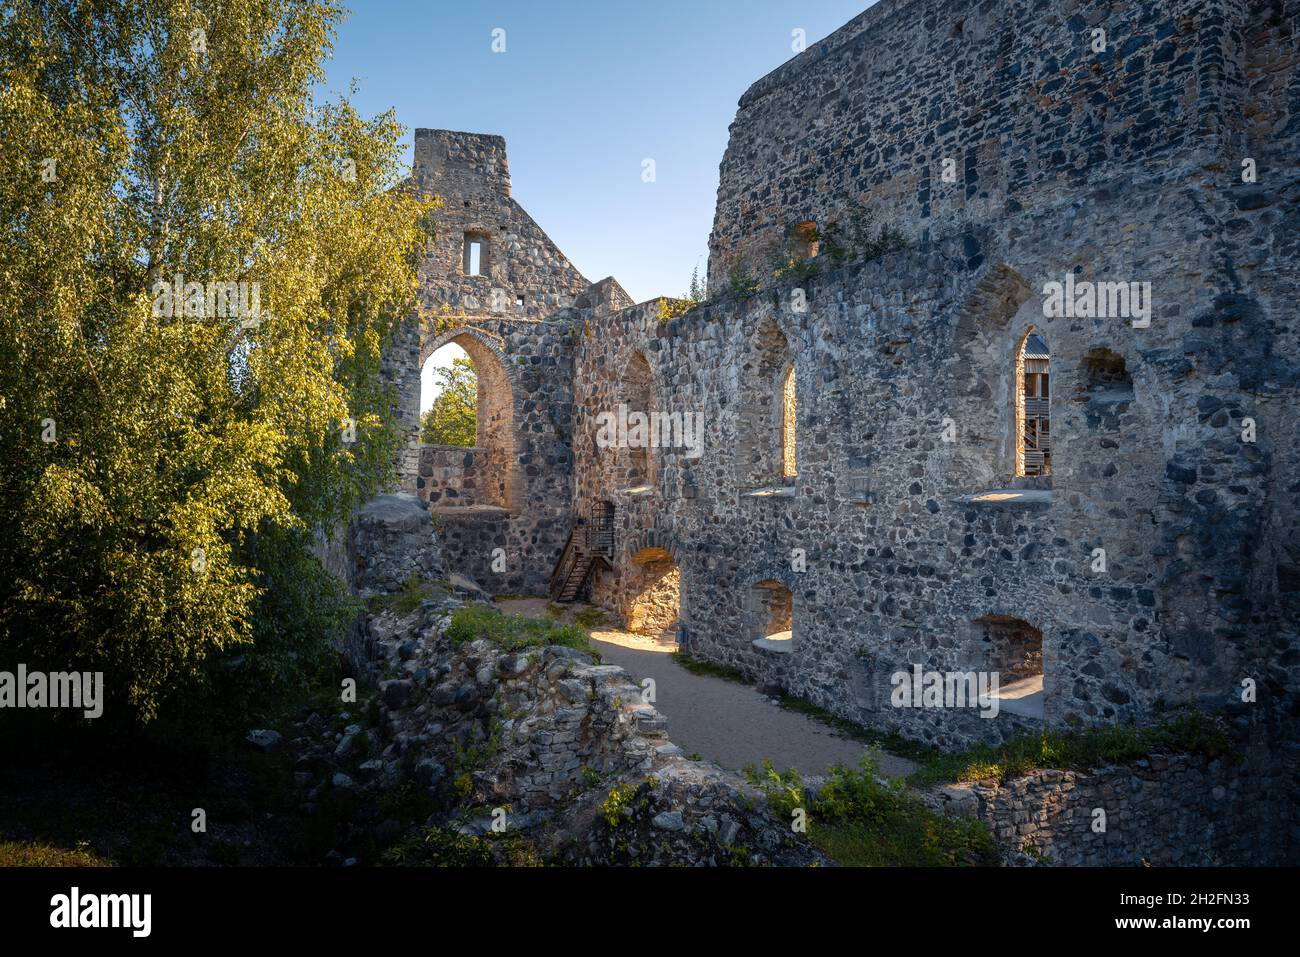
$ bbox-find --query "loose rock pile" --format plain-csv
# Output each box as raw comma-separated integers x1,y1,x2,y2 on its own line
280,589,826,866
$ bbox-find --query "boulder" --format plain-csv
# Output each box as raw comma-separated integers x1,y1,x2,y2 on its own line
246,729,282,751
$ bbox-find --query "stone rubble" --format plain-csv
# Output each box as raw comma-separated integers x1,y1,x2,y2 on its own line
280,587,827,866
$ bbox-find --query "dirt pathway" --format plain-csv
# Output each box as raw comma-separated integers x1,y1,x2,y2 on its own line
495,598,916,780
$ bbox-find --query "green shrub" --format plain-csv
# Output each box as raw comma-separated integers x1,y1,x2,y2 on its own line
818,201,909,266
369,573,446,616
726,264,760,298
166,528,362,732
574,606,613,629
234,528,361,695
600,782,637,827
657,297,696,322
743,759,806,821
382,825,496,866
450,718,505,786
750,755,997,867
0,0,431,724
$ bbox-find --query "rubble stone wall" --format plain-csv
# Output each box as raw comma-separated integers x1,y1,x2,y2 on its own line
937,730,1298,865
382,0,1300,864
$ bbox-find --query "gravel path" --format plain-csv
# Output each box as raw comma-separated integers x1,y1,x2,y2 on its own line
494,599,915,780
588,634,917,780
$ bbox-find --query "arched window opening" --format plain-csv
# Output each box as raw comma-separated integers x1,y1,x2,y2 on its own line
417,332,515,509
737,318,795,489
782,364,797,480
1016,330,1051,477
420,343,476,448
749,579,794,653
625,547,680,641
623,352,656,491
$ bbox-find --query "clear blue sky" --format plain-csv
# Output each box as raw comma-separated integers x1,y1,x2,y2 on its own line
322,0,875,307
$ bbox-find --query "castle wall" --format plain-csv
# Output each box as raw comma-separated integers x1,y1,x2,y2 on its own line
387,130,594,595
937,715,1298,866
575,181,1295,747
417,446,484,508
707,0,1254,292
388,0,1300,763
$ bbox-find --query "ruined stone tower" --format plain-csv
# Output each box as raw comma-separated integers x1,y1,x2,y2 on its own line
387,129,618,594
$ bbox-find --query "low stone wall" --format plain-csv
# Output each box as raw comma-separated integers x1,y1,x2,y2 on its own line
378,628,671,806
309,492,445,674
348,494,444,596
936,747,1297,866
417,445,484,508
434,508,566,597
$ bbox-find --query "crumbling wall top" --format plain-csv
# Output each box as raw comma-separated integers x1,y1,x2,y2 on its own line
414,128,511,199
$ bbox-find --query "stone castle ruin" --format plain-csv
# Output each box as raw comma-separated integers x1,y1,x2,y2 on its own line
386,0,1300,753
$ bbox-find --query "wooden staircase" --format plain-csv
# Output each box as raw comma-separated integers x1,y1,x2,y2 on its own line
550,503,615,602
1023,396,1051,477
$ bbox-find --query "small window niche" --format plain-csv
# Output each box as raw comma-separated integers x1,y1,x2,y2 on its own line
844,454,875,504
792,221,819,261
781,363,797,481
1078,347,1134,431
1079,348,1133,403
749,579,794,654
462,233,490,277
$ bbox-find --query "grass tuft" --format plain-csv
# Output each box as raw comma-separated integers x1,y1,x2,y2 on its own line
446,604,597,657
574,606,615,629
671,652,749,684
907,711,1233,787
382,824,540,867
368,574,449,616
0,840,113,867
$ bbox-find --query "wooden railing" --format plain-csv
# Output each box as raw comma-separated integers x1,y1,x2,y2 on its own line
583,522,614,557
550,530,583,596
549,502,616,601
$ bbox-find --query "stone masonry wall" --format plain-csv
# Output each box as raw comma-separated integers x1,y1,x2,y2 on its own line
326,591,827,866
386,130,600,595
707,0,1265,291
936,727,1298,865
381,0,1299,862
561,0,1300,758
418,446,483,509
